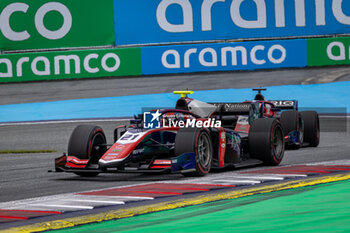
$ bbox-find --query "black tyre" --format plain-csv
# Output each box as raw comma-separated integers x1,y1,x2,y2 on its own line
175,128,213,176
280,111,304,149
249,118,285,166
68,125,106,177
300,111,320,147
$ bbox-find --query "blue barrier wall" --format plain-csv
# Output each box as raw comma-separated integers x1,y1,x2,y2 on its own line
142,39,307,74
0,81,349,123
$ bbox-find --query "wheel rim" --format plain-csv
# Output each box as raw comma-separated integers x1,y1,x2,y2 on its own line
273,126,283,160
316,117,320,142
90,132,106,158
197,133,211,167
299,117,304,145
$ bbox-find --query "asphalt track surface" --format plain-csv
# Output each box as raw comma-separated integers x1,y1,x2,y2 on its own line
0,67,350,203
0,117,348,204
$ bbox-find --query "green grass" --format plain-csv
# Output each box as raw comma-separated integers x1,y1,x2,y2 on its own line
0,150,58,154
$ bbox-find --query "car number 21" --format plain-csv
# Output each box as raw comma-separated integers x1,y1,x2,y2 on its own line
118,132,146,144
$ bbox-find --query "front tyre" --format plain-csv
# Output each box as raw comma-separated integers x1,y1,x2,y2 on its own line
249,118,285,166
68,125,107,177
175,128,213,177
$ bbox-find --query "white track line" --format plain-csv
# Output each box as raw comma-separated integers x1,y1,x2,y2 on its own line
253,173,308,178
272,174,308,178
306,160,350,166
63,199,125,205
29,204,94,209
214,179,261,184
93,196,154,200
229,175,284,180
75,194,155,200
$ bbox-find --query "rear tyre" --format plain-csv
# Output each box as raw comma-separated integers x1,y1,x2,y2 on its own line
68,125,107,177
280,111,303,149
300,111,320,147
175,128,213,177
249,118,285,166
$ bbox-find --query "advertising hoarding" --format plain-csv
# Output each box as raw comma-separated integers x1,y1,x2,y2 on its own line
142,39,307,74
0,47,141,82
0,0,115,50
308,36,350,66
114,0,350,46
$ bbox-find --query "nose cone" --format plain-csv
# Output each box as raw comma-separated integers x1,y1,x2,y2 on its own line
98,142,136,168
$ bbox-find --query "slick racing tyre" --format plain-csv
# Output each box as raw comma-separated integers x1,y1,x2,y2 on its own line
175,128,213,177
68,125,106,177
300,111,320,147
280,110,304,149
249,118,285,166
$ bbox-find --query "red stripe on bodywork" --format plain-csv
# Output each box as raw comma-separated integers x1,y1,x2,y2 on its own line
153,160,172,165
218,127,226,168
66,162,86,168
151,165,171,169
67,156,89,165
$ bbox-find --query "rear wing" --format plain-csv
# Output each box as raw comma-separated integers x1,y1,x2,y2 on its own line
210,102,257,115
269,100,298,110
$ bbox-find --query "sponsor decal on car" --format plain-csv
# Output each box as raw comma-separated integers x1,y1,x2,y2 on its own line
107,153,119,156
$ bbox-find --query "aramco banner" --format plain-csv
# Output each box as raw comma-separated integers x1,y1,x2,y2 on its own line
141,39,307,74
308,36,350,66
0,47,141,82
0,0,115,50
114,0,350,46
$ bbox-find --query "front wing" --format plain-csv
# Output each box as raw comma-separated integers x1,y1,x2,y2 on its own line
54,152,197,174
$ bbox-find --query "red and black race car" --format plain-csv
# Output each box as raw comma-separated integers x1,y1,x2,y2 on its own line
54,90,318,177
245,88,320,149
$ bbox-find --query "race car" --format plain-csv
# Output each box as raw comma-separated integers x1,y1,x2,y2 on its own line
245,88,320,149
55,91,287,177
